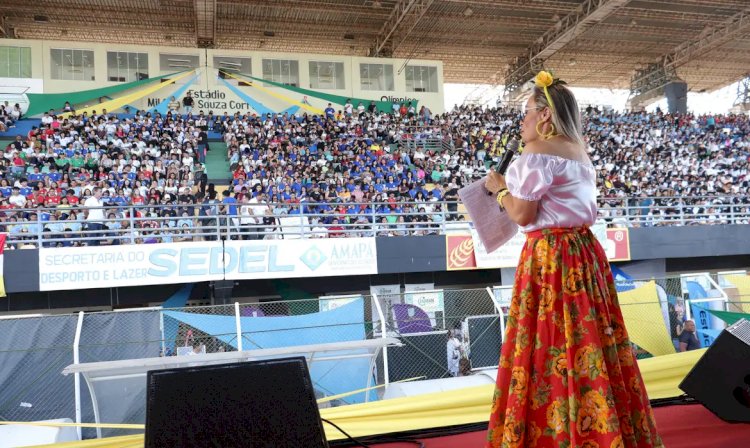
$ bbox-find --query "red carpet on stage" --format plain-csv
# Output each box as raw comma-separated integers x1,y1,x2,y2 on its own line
368,404,750,448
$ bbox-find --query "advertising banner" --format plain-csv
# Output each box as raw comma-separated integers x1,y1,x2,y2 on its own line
38,242,224,291
39,238,378,290
446,226,631,271
223,237,377,280
318,294,363,312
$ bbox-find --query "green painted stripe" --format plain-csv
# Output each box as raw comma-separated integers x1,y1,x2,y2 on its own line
25,71,187,117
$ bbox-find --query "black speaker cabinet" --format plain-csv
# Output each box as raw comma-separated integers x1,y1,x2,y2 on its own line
679,319,750,423
145,357,329,448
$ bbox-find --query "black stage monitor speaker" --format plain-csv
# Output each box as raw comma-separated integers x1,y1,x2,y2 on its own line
679,318,750,423
145,357,329,448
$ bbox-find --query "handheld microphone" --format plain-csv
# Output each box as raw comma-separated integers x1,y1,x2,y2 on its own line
487,138,519,195
495,138,519,175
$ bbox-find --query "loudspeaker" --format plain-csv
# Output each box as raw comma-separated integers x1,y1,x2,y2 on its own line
679,319,750,423
145,357,329,448
664,81,688,114
212,279,234,303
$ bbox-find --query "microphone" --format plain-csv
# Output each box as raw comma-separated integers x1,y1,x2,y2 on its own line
495,138,519,175
487,138,519,195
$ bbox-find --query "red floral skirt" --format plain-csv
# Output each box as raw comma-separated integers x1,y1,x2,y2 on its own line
486,227,664,448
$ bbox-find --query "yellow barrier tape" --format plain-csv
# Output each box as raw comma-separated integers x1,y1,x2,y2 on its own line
221,70,324,115
316,376,426,404
59,70,194,118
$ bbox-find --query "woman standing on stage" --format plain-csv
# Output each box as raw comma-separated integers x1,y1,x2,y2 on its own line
484,71,664,448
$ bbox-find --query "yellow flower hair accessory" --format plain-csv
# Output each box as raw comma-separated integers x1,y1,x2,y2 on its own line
534,70,556,112
534,71,554,89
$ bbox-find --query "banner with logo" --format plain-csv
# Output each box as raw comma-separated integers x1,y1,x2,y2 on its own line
39,238,378,291
446,226,631,271
224,237,377,280
319,294,363,312
404,287,445,328
370,284,401,325
39,242,225,291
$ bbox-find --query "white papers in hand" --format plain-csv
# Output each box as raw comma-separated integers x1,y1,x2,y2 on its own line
458,178,519,253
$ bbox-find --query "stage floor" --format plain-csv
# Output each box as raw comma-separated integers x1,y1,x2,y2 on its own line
364,404,750,448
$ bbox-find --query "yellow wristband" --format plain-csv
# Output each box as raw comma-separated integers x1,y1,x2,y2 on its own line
496,189,510,209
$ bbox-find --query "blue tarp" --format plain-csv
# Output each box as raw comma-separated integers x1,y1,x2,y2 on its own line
162,298,375,403
611,265,636,292
687,284,722,347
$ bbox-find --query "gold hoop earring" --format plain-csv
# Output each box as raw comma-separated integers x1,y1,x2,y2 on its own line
535,121,556,140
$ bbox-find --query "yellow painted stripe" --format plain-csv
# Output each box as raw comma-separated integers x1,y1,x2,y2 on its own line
59,70,195,118
221,71,324,115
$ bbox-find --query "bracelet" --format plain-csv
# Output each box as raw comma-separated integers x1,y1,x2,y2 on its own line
496,188,510,210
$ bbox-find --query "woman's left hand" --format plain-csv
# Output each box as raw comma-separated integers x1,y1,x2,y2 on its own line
485,171,507,195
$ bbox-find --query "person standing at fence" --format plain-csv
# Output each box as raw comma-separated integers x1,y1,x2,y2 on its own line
83,187,105,246
483,71,663,448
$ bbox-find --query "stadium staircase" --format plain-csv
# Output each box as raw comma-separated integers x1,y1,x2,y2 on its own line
205,138,231,185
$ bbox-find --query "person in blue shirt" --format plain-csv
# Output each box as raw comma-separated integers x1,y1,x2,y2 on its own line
221,190,239,237
324,103,335,118
0,179,12,197
28,168,45,183
18,180,33,197
48,169,62,183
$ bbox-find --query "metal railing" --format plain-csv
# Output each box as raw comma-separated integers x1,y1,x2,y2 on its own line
0,195,748,247
598,195,750,227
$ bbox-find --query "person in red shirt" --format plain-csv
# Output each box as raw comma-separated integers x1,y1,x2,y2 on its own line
327,217,345,238
131,190,145,206
66,190,79,206
32,189,46,206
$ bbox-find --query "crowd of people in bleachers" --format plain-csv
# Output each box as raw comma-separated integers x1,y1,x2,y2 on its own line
0,102,23,132
0,101,749,247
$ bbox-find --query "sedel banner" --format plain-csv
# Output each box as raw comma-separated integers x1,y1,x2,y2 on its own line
39,238,378,291
223,237,378,280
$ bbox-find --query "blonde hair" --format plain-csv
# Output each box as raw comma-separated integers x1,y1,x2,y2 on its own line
532,81,585,147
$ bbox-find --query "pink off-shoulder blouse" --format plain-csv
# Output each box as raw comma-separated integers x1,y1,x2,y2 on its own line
505,152,598,233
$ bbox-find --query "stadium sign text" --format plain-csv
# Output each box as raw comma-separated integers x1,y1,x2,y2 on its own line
38,239,378,291
380,96,417,104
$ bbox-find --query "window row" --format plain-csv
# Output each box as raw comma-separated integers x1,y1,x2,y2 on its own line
0,47,439,92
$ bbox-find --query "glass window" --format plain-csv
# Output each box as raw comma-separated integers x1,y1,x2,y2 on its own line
308,61,345,90
213,56,252,85
405,65,438,93
50,48,95,81
0,46,31,78
159,53,200,72
107,52,148,82
262,59,299,87
360,63,394,91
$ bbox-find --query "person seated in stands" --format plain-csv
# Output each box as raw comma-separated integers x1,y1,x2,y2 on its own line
327,217,345,238
678,320,701,352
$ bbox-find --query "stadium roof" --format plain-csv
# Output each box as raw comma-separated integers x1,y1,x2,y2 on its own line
1,0,749,92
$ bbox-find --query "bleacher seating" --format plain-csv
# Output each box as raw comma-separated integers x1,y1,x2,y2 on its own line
0,105,748,246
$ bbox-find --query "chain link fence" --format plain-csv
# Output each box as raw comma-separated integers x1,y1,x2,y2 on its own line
0,314,78,426
374,287,502,383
